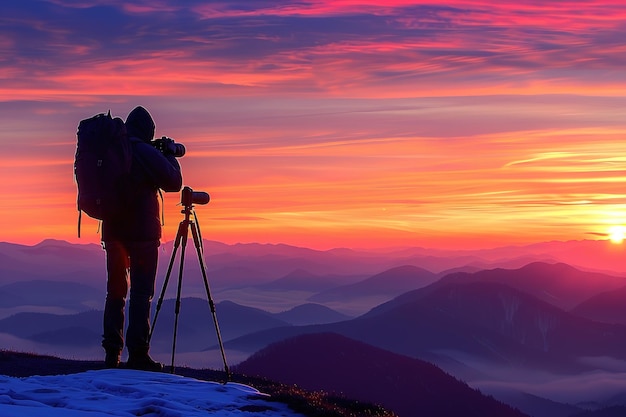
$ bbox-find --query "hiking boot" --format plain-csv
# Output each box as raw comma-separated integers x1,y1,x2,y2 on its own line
126,352,163,372
104,350,121,369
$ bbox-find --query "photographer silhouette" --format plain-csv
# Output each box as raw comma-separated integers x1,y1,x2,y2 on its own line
101,106,182,371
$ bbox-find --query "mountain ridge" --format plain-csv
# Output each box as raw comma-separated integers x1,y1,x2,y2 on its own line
235,332,530,417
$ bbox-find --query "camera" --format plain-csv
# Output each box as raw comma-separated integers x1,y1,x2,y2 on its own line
152,136,186,158
181,186,210,207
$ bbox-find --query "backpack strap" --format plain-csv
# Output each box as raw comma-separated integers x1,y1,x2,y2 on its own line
78,210,82,238
158,189,165,225
77,210,102,237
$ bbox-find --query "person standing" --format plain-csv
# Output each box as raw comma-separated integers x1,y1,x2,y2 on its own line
101,106,182,370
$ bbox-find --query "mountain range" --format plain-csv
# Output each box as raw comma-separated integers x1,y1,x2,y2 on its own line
2,239,626,417
4,237,624,289
224,271,626,377
0,297,351,354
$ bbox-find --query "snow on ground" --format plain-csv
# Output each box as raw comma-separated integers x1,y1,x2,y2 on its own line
0,369,305,417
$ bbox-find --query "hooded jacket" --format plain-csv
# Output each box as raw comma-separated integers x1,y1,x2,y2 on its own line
102,106,183,242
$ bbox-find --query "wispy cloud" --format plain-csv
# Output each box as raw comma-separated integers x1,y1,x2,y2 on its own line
1,0,626,248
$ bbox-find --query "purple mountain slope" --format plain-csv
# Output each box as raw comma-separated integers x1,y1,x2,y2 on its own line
439,262,626,310
235,332,529,417
0,310,102,346
0,299,291,354
308,265,438,302
205,265,274,289
359,280,626,370
570,285,626,325
273,303,352,325
0,280,102,311
148,299,291,352
30,326,102,347
0,240,105,285
257,268,365,292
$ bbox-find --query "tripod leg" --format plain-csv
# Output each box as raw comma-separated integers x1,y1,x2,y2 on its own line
149,221,185,343
170,220,190,374
190,220,231,381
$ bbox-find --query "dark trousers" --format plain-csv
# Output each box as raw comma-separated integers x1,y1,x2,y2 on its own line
102,240,159,354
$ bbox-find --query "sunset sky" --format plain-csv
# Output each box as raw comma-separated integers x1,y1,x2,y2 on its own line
2,0,626,250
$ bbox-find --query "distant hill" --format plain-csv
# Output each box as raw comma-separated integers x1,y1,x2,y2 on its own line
308,265,437,303
359,279,626,372
439,262,626,310
139,298,291,353
0,310,102,347
257,269,365,293
0,280,102,311
571,406,626,417
30,326,102,347
570,285,626,325
235,332,529,417
206,265,274,289
0,240,106,286
273,303,352,325
477,387,583,417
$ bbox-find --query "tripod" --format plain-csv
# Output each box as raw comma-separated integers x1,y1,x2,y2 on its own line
149,189,230,380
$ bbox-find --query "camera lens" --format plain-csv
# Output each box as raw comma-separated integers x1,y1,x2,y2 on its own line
181,186,209,207
172,143,186,158
191,191,209,205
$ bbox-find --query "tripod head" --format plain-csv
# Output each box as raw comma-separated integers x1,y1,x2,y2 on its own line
181,186,210,210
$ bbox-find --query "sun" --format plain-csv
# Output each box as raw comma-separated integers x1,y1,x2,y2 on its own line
608,225,626,244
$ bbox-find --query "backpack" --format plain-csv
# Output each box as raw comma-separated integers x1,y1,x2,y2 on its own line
74,111,131,236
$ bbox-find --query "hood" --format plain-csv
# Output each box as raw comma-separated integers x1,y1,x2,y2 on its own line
125,106,155,142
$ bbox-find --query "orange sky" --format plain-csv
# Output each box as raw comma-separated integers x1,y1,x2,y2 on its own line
2,0,626,250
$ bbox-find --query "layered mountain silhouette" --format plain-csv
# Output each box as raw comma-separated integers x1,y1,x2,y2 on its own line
0,310,101,346
257,269,365,292
0,280,102,311
5,258,623,379
226,264,626,376
273,303,352,325
0,298,347,353
438,262,626,310
0,299,290,352
0,239,559,293
570,285,626,325
235,332,529,417
308,265,438,302
0,240,106,286
149,299,291,353
359,279,626,373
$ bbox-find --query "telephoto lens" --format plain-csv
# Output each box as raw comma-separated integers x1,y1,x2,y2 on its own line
181,186,209,207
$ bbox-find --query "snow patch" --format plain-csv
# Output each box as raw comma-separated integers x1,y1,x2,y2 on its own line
0,369,304,417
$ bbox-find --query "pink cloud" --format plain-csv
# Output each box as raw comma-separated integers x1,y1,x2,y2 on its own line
2,0,626,248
